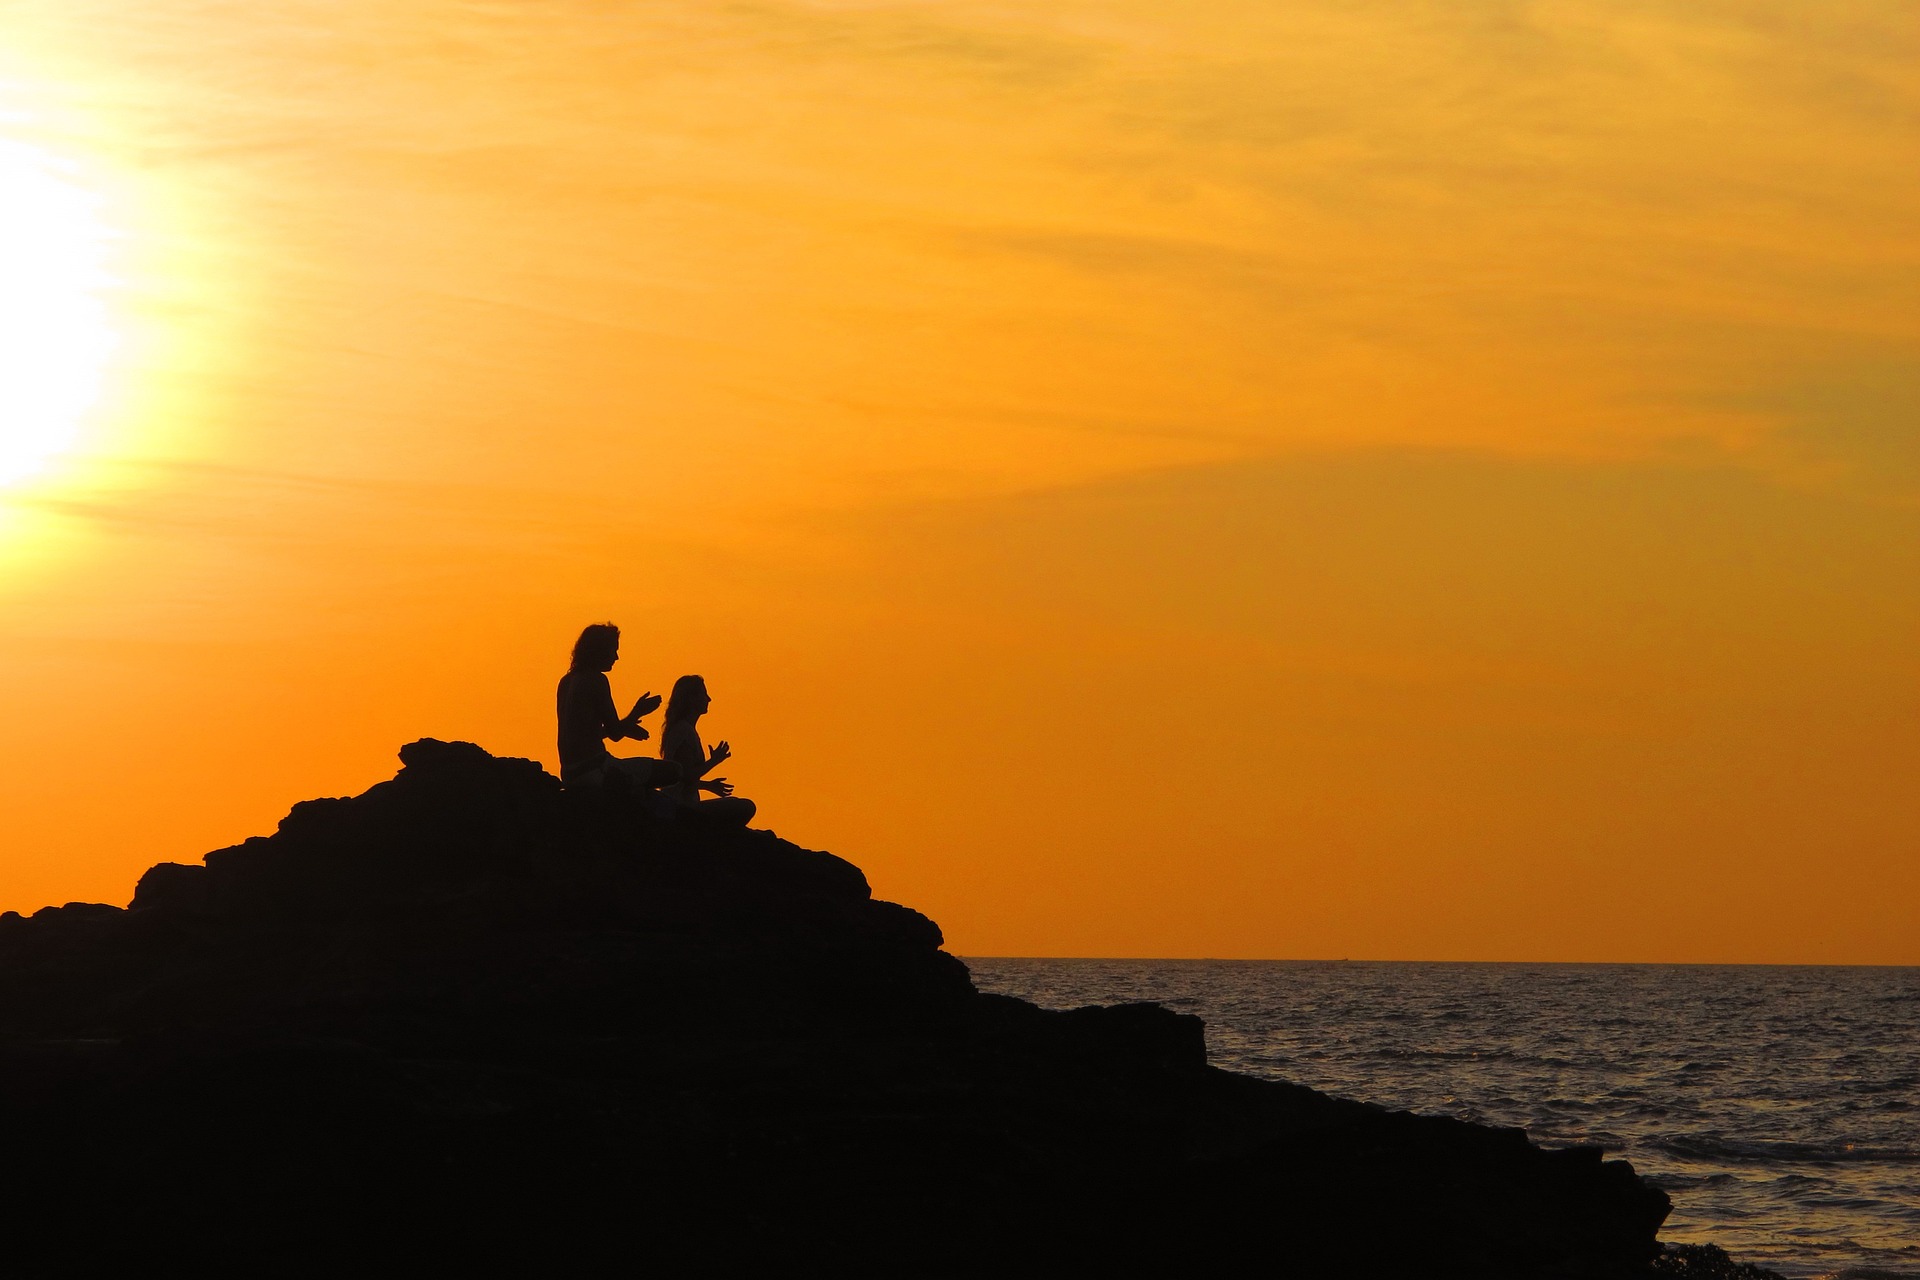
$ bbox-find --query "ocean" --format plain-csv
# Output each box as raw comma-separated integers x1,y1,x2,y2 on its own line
966,960,1919,1280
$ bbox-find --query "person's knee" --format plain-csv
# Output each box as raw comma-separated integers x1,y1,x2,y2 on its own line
733,798,756,826
613,758,677,789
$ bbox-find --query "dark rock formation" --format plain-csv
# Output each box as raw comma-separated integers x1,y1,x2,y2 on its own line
0,740,1674,1276
1651,1244,1787,1279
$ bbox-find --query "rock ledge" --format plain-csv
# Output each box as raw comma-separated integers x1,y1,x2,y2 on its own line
0,740,1673,1276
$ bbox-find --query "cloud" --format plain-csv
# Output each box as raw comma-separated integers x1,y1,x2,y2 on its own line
1737,356,1920,502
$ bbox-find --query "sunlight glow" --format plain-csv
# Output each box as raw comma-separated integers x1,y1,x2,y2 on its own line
0,133,117,488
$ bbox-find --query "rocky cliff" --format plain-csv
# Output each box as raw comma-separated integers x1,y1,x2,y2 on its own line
0,740,1675,1276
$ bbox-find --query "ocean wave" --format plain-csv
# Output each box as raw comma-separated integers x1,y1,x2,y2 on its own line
1649,1171,1741,1189
1847,1075,1920,1095
1656,1135,1919,1166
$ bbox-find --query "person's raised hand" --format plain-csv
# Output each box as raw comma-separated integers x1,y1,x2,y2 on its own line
631,692,662,719
709,740,732,766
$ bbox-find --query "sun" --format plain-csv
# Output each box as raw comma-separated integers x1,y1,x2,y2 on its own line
0,134,117,489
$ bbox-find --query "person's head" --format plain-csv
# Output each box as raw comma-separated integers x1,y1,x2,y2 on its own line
665,674,710,725
570,623,621,672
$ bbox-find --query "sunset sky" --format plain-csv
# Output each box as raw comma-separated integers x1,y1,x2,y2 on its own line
0,0,1914,962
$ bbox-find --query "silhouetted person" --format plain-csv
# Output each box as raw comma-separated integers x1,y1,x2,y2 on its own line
556,623,681,791
660,674,756,827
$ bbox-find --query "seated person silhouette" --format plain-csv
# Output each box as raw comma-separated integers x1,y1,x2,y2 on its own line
659,674,756,827
556,623,681,791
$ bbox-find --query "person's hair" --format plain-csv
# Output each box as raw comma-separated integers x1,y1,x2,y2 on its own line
664,674,708,730
570,623,620,670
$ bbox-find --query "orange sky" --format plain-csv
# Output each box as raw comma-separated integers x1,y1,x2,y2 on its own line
0,0,1915,962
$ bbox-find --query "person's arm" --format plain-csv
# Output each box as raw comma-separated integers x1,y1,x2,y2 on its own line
627,691,662,724
612,690,660,742
595,677,658,743
680,739,730,781
693,741,734,794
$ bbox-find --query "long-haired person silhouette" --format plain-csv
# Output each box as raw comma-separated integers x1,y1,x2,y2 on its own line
555,623,681,791
660,674,756,827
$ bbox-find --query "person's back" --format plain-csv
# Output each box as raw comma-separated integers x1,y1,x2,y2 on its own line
556,667,616,781
659,717,705,806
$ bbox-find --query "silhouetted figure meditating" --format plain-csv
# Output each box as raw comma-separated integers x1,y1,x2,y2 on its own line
556,623,681,791
660,674,756,827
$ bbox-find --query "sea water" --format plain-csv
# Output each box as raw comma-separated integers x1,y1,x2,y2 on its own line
966,960,1919,1280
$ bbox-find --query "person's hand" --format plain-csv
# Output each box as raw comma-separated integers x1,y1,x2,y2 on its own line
625,724,650,742
708,740,732,767
630,692,662,719
703,777,734,797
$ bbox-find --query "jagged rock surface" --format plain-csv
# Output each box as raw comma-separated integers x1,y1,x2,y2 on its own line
0,741,1671,1276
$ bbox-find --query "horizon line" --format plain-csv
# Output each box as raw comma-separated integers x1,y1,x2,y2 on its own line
959,955,1920,969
